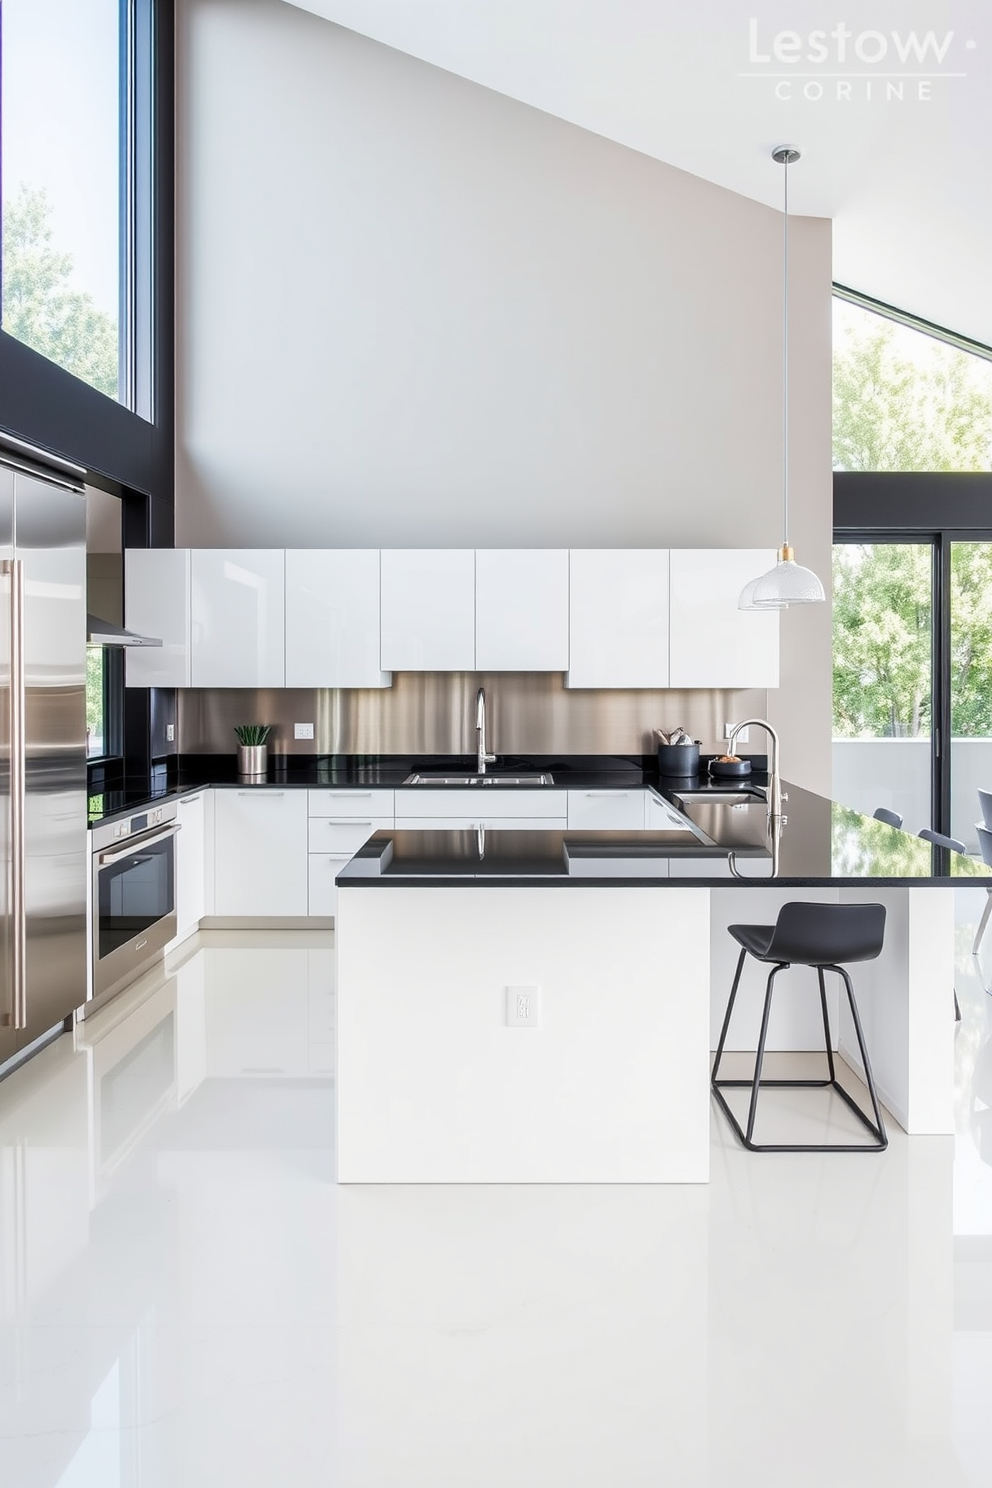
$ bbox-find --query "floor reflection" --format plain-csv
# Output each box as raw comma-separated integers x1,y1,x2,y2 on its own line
0,918,991,1485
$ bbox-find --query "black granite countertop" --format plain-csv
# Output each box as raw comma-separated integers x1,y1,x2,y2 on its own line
336,780,992,888
87,753,767,825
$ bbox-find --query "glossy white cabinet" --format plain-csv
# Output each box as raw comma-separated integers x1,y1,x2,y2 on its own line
566,550,670,689
191,549,285,688
669,549,780,688
394,789,568,821
309,854,353,918
380,550,475,671
213,789,308,917
397,817,565,831
309,789,395,818
644,793,692,831
475,549,569,671
308,789,395,919
124,548,191,687
285,550,390,688
567,789,646,830
171,791,207,946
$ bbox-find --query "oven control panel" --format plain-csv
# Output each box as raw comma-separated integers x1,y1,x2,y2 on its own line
110,806,168,841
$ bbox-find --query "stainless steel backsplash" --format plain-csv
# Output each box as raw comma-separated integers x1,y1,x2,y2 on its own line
178,675,767,756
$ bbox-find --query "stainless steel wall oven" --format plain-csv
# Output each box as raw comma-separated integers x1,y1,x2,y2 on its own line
90,802,179,1006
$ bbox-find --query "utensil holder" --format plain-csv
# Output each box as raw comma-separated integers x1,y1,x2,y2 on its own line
657,741,700,776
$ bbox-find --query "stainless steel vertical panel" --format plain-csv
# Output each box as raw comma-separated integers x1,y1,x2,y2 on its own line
0,469,14,1065
9,560,26,1029
13,472,87,1050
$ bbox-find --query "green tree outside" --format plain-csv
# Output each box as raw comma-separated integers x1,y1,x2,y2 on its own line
1,183,119,399
833,308,992,738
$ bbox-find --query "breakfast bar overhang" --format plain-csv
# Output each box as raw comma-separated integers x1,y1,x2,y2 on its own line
334,784,988,1183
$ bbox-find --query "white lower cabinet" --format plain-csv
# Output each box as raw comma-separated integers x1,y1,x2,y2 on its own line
567,790,646,830
644,793,692,831
308,789,396,919
394,789,568,823
397,817,566,831
309,854,352,918
169,791,207,949
213,789,309,917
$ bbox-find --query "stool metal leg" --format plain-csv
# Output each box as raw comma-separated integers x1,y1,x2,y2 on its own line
832,966,888,1150
745,966,779,1145
817,967,836,1083
711,947,747,1087
712,956,888,1153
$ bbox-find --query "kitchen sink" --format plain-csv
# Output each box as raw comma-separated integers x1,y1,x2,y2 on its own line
673,789,766,809
403,772,555,786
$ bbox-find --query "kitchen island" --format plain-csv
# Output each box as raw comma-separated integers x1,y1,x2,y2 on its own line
335,780,989,1183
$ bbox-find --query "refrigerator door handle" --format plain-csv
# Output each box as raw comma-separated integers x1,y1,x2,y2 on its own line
3,559,26,1029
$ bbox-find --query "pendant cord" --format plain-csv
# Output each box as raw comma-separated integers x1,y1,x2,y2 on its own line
782,154,789,552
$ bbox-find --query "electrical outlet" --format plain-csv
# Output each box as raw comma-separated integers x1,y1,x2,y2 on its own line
725,722,749,745
166,724,175,742
506,984,540,1028
294,722,314,740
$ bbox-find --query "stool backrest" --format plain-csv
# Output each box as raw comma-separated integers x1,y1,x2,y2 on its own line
979,790,992,831
978,825,992,870
766,902,886,966
872,806,903,829
919,828,967,854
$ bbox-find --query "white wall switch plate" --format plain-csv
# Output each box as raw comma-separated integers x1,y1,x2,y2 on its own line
506,984,540,1028
725,723,749,745
165,723,175,742
294,722,314,740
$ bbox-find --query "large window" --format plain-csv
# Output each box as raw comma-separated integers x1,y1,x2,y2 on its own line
0,0,152,412
833,294,992,845
833,296,992,473
832,541,933,832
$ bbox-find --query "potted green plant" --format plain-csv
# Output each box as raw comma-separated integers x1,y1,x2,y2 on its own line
234,723,271,778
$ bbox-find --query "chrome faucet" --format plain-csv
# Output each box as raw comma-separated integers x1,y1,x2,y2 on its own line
728,718,786,821
476,687,496,775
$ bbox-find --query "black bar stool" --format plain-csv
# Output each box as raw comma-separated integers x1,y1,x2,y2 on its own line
711,902,888,1153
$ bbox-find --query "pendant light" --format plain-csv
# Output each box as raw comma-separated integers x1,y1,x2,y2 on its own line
740,145,825,610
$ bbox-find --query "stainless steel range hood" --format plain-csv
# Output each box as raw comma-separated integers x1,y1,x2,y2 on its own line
87,613,163,647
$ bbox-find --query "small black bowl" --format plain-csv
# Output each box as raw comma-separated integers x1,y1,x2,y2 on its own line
709,758,752,778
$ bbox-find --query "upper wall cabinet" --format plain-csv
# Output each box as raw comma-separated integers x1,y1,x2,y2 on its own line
475,549,569,671
669,549,780,689
285,550,391,689
566,550,670,689
380,550,475,671
191,549,285,688
125,548,192,688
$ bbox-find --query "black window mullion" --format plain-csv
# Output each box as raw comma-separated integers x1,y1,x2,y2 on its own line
934,535,952,836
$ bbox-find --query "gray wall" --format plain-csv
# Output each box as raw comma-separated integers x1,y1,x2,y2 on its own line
175,0,833,791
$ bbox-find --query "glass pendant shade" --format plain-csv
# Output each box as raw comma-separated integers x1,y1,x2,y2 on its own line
738,575,786,611
748,547,826,608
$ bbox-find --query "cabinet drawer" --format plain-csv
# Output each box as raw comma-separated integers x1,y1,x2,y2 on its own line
308,789,395,818
567,790,646,829
394,789,568,819
309,854,351,917
644,794,692,831
398,817,566,832
307,817,392,854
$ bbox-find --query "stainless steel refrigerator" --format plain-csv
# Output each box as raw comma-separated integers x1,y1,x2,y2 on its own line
1,456,87,1066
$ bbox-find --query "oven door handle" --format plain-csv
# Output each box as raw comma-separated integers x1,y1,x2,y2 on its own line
97,822,181,866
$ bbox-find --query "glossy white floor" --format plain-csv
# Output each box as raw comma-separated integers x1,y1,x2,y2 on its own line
2,902,992,1488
